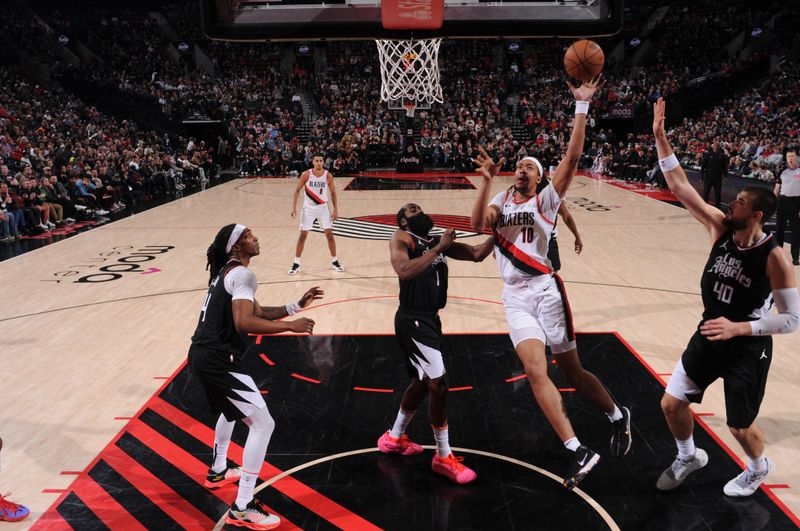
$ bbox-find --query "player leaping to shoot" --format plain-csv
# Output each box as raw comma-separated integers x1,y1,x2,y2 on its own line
471,75,633,491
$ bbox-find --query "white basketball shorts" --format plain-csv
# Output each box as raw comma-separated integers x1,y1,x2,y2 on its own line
502,274,576,354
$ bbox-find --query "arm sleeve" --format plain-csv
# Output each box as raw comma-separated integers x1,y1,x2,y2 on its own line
750,288,800,336
224,266,257,302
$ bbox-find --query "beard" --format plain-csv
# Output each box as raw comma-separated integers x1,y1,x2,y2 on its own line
406,213,434,236
722,215,747,231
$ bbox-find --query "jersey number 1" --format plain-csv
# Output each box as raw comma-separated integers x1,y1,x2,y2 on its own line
200,277,220,321
713,281,733,304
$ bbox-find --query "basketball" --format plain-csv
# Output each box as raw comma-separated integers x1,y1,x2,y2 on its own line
564,39,605,81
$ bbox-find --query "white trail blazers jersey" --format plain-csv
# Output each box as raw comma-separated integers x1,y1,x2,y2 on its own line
490,184,561,284
304,169,330,207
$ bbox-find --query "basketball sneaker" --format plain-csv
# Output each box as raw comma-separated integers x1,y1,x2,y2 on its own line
431,453,477,484
0,493,30,522
204,466,241,489
377,431,423,456
656,448,708,491
288,263,300,275
225,498,281,530
331,260,344,272
723,458,775,497
563,446,600,490
610,406,632,457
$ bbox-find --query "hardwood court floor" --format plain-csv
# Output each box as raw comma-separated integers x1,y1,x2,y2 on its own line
1,173,798,528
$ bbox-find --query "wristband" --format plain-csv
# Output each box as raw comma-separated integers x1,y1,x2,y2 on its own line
575,101,590,115
658,153,680,172
285,301,302,316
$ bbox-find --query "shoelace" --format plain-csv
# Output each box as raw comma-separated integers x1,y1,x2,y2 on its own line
248,498,272,519
672,456,693,475
0,493,23,513
444,455,465,471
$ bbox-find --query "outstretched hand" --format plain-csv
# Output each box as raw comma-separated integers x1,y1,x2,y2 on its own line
652,97,666,138
566,74,604,102
474,146,505,180
298,286,324,308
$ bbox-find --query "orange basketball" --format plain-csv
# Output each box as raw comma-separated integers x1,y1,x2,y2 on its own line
564,40,605,81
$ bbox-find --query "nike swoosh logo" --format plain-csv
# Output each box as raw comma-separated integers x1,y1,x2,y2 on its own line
578,456,587,466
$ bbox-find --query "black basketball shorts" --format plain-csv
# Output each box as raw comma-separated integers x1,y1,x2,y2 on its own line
394,309,445,380
675,331,772,429
188,345,266,422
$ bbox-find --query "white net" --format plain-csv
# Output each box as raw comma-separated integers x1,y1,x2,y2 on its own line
375,38,443,109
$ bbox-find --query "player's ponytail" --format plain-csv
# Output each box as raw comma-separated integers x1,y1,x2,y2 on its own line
206,224,237,286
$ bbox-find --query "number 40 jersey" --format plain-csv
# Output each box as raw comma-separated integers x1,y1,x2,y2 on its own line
700,231,778,323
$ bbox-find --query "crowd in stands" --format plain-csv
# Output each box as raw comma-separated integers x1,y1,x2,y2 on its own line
0,65,215,242
1,0,796,245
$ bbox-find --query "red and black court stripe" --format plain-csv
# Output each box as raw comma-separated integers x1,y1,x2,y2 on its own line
36,401,369,530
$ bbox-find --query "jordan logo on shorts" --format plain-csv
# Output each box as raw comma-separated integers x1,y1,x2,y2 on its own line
760,349,768,360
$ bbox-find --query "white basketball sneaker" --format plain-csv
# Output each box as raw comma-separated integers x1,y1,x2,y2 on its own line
723,458,775,497
656,448,708,490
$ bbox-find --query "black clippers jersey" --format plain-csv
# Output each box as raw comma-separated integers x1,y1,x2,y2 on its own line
399,233,448,314
700,231,777,322
191,260,248,358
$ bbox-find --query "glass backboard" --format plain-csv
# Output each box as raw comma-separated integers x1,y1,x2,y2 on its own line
201,0,623,41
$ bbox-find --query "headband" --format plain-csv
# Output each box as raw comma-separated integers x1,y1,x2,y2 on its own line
225,224,246,254
520,156,544,178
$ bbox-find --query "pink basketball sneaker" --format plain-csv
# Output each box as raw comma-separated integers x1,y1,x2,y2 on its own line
377,431,424,456
431,453,477,484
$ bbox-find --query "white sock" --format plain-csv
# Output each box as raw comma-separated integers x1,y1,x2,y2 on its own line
564,437,581,452
606,404,623,422
389,408,415,439
235,407,275,509
235,469,259,510
676,437,696,460
748,454,767,474
331,256,338,263
212,414,235,473
293,257,301,264
432,425,452,458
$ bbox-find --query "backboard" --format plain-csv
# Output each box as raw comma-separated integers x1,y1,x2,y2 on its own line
201,0,623,41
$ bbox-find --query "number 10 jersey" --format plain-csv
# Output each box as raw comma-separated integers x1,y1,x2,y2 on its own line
489,184,561,284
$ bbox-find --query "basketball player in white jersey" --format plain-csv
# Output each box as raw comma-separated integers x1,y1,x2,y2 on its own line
471,76,632,490
289,154,343,274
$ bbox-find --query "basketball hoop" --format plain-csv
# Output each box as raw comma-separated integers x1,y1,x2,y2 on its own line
375,39,443,110
403,101,416,118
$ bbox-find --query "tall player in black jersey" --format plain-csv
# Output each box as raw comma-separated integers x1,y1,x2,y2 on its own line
651,99,799,497
377,204,494,484
189,224,321,530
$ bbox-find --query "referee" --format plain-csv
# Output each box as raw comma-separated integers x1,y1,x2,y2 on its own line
774,151,800,265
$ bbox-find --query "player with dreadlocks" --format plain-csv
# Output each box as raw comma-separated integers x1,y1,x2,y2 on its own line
189,223,322,530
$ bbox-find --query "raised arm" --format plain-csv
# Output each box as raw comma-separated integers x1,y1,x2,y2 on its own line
551,75,603,197
390,229,454,281
471,146,503,231
652,98,725,241
291,171,309,218
445,236,495,262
